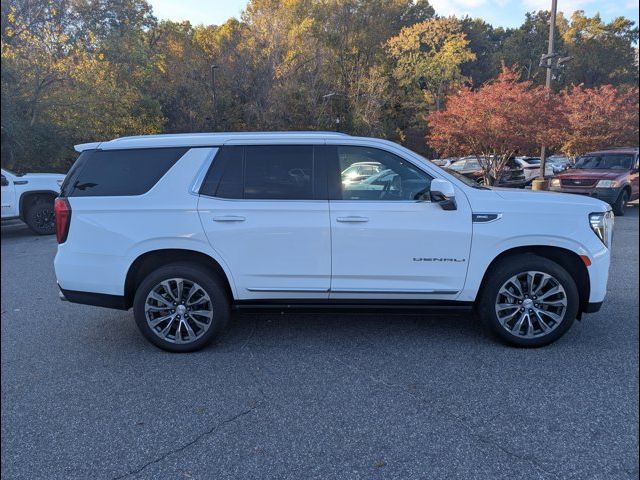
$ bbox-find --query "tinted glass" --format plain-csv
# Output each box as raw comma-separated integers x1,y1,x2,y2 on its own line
335,146,432,201
200,146,243,199
575,154,635,170
64,148,187,197
244,145,314,200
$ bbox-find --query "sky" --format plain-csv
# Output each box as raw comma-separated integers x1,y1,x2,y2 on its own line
149,0,639,28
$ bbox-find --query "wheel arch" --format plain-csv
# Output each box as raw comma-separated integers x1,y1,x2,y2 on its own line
475,246,590,317
124,249,235,309
18,190,58,221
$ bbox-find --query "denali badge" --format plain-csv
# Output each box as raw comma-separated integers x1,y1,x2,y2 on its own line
413,257,466,262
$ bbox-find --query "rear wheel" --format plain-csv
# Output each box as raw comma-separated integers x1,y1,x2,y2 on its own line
612,189,629,216
477,254,579,347
24,200,56,235
133,263,230,352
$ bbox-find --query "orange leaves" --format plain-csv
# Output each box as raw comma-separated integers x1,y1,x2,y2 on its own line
428,67,639,160
428,67,560,158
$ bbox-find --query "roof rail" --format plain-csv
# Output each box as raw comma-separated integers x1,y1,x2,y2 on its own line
110,131,350,142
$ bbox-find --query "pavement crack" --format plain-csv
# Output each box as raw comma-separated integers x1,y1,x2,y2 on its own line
329,353,561,480
110,403,260,480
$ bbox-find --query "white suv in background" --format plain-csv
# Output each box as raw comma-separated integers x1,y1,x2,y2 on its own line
54,132,613,352
1,168,65,234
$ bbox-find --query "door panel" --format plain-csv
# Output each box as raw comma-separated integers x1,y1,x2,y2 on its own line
198,198,331,299
327,145,472,299
197,145,331,300
1,172,17,218
329,200,472,297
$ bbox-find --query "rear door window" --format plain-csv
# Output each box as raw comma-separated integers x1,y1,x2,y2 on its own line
62,148,188,197
244,145,314,200
200,145,325,200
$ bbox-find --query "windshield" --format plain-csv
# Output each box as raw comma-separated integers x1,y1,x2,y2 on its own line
448,160,466,171
444,168,489,189
574,154,634,170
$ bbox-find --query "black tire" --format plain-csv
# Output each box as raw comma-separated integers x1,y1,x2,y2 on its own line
477,254,579,348
24,200,56,235
133,263,230,352
612,189,629,216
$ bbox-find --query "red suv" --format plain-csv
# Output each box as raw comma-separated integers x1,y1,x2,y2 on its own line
550,148,639,215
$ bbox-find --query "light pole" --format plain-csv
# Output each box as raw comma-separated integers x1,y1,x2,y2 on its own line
532,0,558,191
210,64,219,131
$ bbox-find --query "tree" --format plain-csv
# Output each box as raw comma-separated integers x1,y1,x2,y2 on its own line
428,68,563,185
459,17,505,87
560,11,639,87
498,11,568,84
387,17,475,112
559,85,639,159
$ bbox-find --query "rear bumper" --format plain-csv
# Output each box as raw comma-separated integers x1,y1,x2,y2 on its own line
59,287,129,310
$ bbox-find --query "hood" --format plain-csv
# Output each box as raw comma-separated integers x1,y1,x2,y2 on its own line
491,187,609,210
556,169,628,180
19,172,66,180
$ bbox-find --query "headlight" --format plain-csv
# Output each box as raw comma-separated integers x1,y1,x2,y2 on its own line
589,211,614,248
596,180,618,188
550,178,561,187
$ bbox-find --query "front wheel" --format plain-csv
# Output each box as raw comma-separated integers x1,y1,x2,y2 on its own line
477,254,579,347
133,263,230,352
612,189,629,216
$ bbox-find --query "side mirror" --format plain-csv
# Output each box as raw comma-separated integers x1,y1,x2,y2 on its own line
1,175,8,187
430,178,457,210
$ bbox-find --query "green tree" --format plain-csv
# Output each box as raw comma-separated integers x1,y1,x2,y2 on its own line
560,11,639,87
498,11,568,83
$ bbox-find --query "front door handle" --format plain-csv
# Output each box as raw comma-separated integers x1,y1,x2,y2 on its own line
213,215,246,222
336,216,369,223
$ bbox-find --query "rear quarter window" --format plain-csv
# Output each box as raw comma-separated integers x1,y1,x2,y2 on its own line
62,148,188,197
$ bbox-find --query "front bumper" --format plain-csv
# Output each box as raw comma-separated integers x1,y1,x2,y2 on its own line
549,187,621,204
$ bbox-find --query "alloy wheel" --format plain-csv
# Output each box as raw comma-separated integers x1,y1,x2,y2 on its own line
35,208,55,231
495,271,568,339
144,278,214,344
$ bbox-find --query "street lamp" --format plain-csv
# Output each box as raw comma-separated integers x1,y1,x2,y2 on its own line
210,64,219,131
532,0,558,191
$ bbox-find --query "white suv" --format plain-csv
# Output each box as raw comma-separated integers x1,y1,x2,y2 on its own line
54,132,613,352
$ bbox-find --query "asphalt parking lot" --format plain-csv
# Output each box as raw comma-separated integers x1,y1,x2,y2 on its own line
1,206,638,480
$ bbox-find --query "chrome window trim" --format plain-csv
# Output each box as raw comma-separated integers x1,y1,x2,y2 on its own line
189,147,219,196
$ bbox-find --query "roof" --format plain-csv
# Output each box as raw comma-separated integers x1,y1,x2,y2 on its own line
587,147,639,155
75,131,350,152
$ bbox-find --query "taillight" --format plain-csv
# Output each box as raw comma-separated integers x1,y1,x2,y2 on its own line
54,198,71,244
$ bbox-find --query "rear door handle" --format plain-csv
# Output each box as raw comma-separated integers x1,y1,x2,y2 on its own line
213,215,246,222
336,216,369,223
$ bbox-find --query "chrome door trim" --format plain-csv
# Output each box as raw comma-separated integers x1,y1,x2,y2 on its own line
331,288,459,295
247,287,330,293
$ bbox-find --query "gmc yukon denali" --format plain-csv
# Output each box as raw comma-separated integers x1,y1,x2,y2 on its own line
54,132,612,352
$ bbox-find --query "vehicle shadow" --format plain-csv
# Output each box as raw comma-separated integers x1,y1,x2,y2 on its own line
1,220,35,240
215,309,491,353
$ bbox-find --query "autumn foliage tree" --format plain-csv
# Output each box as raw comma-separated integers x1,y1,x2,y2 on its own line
559,85,639,159
428,68,563,185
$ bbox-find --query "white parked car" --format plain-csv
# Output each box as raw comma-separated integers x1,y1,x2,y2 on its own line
514,157,555,184
1,168,65,234
54,132,613,352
